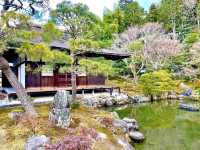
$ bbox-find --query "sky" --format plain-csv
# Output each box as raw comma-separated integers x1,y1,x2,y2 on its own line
50,0,160,17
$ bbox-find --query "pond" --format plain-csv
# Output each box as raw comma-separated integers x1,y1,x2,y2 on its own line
107,101,200,150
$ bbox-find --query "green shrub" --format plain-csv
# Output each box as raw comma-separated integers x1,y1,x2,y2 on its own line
71,101,80,110
139,70,175,97
184,32,200,46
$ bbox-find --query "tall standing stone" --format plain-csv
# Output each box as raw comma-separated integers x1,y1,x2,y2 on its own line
49,90,72,129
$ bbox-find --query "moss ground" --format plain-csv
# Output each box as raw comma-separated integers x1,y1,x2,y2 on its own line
0,105,124,150
106,78,142,96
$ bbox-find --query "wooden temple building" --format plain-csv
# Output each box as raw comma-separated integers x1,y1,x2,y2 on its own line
0,26,130,96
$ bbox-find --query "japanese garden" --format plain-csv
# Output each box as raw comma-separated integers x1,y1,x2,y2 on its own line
1,0,200,150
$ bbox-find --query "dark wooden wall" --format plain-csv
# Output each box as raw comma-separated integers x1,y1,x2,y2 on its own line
26,62,106,88
26,72,106,88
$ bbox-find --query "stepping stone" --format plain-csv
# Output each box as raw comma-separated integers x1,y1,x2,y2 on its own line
129,131,145,142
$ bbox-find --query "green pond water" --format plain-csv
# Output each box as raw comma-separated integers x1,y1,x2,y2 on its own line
108,101,200,150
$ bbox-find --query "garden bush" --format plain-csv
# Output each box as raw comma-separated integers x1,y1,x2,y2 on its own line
139,70,175,98
71,101,80,110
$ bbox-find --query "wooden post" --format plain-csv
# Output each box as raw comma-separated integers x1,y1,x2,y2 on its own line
92,89,94,95
118,87,121,94
110,88,113,96
39,60,42,90
82,90,84,96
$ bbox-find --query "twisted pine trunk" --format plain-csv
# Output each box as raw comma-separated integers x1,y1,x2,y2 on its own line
71,53,77,101
71,67,77,101
0,56,37,117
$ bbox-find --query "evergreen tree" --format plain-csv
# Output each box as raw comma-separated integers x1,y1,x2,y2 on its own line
146,4,159,22
0,0,50,117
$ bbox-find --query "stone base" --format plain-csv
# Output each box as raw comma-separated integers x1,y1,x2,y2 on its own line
49,90,71,129
49,108,71,129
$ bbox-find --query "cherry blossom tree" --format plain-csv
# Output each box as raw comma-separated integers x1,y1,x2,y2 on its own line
183,0,197,9
113,22,182,81
144,34,182,70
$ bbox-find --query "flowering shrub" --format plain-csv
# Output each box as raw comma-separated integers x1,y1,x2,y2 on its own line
46,135,92,150
46,127,98,150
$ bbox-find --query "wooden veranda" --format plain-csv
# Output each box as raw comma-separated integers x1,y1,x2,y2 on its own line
26,85,121,96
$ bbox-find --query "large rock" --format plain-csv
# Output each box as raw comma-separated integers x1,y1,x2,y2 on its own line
49,90,71,129
129,131,145,142
24,135,50,150
105,99,113,107
123,118,139,131
113,119,128,132
82,93,130,108
132,96,150,103
113,118,139,133
83,96,99,107
123,118,137,124
114,93,129,105
51,90,71,108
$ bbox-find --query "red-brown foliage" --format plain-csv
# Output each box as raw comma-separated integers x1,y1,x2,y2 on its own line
46,127,99,150
100,117,114,128
79,127,98,140
46,135,92,150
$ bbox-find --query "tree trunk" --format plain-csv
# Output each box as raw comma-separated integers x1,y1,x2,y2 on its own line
0,56,37,117
71,54,77,101
150,95,154,102
131,64,138,84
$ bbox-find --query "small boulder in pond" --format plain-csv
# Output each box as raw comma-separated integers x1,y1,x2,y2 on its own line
123,118,137,124
123,118,139,131
49,90,72,129
131,95,150,103
129,131,145,142
179,103,199,112
24,135,50,150
113,118,139,133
